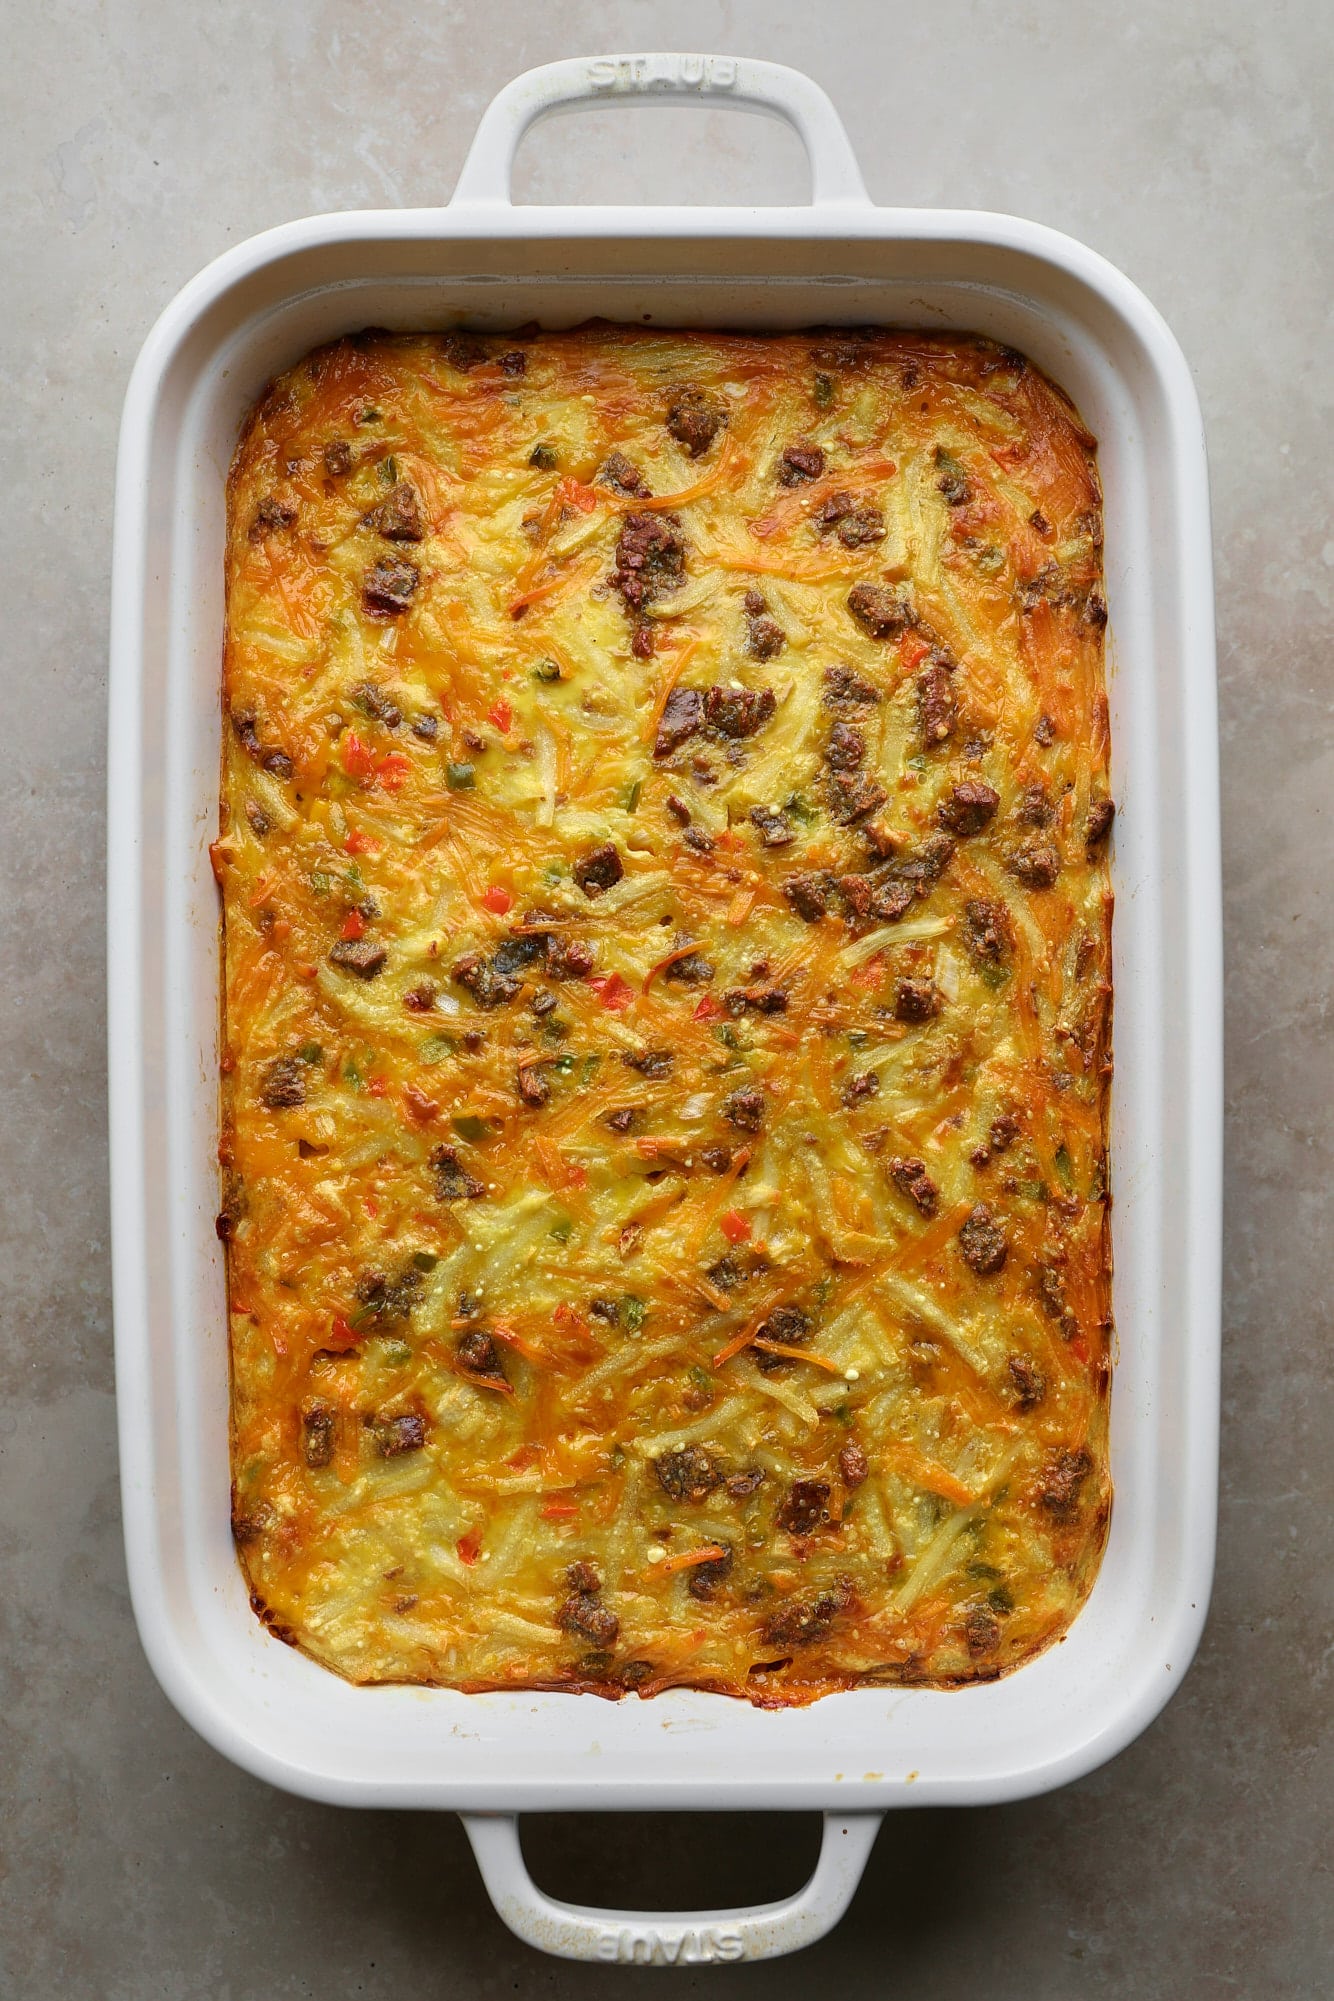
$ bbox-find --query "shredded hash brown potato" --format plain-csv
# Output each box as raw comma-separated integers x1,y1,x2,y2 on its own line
216,325,1113,1702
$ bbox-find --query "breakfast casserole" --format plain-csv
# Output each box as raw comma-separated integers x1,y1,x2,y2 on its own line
214,325,1114,1703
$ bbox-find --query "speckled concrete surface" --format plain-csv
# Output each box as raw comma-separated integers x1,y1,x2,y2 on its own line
1,2,1330,1994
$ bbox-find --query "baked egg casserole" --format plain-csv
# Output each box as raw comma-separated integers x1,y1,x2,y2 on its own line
215,325,1114,1702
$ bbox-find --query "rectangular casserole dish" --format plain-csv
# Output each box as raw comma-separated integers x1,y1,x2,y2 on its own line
108,54,1221,1965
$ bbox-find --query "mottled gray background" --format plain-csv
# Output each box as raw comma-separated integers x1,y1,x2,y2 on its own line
2,1,1330,1994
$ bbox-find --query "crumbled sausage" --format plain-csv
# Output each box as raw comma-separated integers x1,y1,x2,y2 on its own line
749,805,794,847
889,1156,939,1217
1085,796,1116,851
621,1048,674,1078
547,936,595,981
457,1329,506,1384
836,871,911,925
723,1086,765,1131
891,832,955,898
917,659,956,746
354,1267,423,1322
842,1070,880,1107
1034,713,1056,746
989,1112,1021,1152
815,492,886,546
824,664,880,709
934,447,971,506
364,480,424,542
611,511,686,614
249,494,296,541
441,332,489,371
323,439,353,477
777,1479,832,1536
725,1468,765,1500
861,821,899,862
964,1605,1001,1656
810,332,877,369
654,1446,723,1502
516,1062,551,1108
1035,1263,1078,1338
938,780,1000,835
1039,1446,1093,1521
825,721,866,772
962,898,1012,967
759,1579,854,1648
784,871,835,923
260,1056,306,1109
958,1203,1008,1275
599,451,649,495
362,558,420,617
757,1305,811,1352
748,612,788,660
574,842,624,898
1007,1354,1047,1411
894,976,943,1022
777,440,825,485
687,1542,733,1602
328,938,388,979
663,949,714,985
666,386,727,458
244,799,270,837
556,1590,620,1646
431,1145,485,1202
375,1413,427,1457
604,1106,639,1134
452,951,521,1007
353,680,403,729
828,771,889,825
838,1441,870,1488
1009,839,1061,889
725,984,789,1016
700,1145,734,1174
847,583,914,639
1015,782,1054,828
705,1254,745,1291
703,685,776,739
302,1404,336,1469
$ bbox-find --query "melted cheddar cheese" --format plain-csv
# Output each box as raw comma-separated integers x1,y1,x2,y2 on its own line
217,326,1113,1703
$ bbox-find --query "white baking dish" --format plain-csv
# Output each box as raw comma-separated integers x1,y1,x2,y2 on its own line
107,55,1221,1964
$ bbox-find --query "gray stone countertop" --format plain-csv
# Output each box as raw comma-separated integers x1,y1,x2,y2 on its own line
1,2,1329,1994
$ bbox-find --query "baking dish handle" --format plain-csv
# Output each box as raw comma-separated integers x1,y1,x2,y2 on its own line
451,54,870,209
461,1809,882,1963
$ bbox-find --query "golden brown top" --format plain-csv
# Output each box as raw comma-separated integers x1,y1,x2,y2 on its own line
216,325,1113,1703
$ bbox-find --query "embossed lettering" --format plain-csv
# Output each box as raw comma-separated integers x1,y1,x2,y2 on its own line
599,1924,751,1965
583,54,739,97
